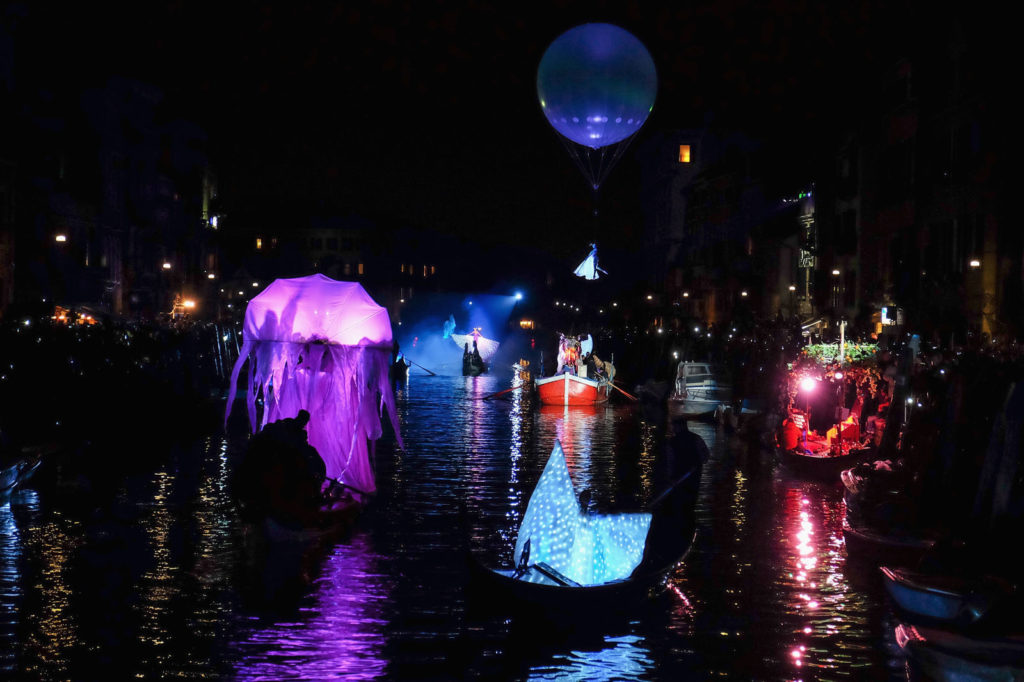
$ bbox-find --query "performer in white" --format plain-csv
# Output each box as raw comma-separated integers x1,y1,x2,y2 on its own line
573,243,608,280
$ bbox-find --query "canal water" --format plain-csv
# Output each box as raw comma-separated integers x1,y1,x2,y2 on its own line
2,374,907,680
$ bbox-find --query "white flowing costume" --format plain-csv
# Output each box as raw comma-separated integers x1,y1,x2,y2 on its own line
573,244,608,280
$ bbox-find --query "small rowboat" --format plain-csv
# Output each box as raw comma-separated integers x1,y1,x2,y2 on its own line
778,445,876,480
842,516,938,566
896,623,1024,681
881,566,1015,626
535,373,610,406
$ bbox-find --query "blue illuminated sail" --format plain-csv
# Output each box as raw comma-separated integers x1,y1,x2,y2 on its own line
514,441,651,585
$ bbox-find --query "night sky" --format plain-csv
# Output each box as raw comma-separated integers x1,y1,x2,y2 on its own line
10,2,1009,254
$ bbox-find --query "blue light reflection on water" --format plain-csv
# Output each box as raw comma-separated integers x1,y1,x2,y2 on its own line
0,375,905,679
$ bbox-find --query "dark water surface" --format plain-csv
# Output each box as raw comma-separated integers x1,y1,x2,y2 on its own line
2,375,906,679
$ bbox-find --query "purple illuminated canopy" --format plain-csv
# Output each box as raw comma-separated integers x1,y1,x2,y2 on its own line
225,274,400,493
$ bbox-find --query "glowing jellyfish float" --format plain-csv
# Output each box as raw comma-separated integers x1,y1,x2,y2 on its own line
225,274,401,494
538,23,657,190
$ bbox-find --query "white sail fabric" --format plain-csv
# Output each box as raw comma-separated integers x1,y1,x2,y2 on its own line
580,334,594,358
451,332,500,362
573,244,607,280
225,275,402,493
513,441,651,585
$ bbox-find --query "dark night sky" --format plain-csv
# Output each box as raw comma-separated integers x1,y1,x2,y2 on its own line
9,2,1011,255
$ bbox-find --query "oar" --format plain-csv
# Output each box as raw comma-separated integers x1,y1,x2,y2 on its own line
611,382,639,401
406,359,436,376
481,384,526,401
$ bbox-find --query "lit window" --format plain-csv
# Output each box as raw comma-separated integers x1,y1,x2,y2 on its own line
431,265,436,275
256,238,262,250
423,265,427,277
358,263,364,275
678,145,691,163
401,264,405,273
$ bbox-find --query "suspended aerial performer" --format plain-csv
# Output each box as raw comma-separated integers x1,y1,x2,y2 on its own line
442,314,456,339
574,243,607,280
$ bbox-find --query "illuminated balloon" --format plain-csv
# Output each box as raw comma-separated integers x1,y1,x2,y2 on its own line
537,23,657,150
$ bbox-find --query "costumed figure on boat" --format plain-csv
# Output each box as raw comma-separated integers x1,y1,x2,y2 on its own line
451,327,500,363
537,333,611,405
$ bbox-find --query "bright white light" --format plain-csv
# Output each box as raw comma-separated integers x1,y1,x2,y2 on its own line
907,397,914,405
741,290,748,297
694,327,699,333
683,292,690,298
658,328,664,334
969,259,981,268
612,302,618,307
252,282,258,287
800,377,816,393
789,285,797,291
468,301,473,306
834,371,844,379
646,294,653,300
400,299,405,303
514,292,523,301
183,300,196,309
673,351,679,359
55,234,67,243
210,216,218,228
22,319,30,326
207,273,215,279
163,262,172,270
832,269,840,276
237,291,244,295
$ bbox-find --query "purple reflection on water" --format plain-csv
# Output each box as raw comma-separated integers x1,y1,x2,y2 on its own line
232,533,390,681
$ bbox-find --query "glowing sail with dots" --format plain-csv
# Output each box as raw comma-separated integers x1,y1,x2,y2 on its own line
514,441,651,585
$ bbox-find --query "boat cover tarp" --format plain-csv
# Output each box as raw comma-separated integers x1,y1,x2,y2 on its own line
225,274,401,493
514,441,651,585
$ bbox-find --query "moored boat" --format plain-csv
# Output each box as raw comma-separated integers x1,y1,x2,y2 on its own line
896,623,1024,681
881,566,1015,626
535,372,610,406
842,515,938,566
669,361,732,419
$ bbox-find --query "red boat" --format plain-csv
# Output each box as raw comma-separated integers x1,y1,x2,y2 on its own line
535,373,610,406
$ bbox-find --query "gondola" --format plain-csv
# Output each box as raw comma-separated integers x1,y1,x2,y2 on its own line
470,451,701,614
468,530,696,612
881,566,1015,626
896,623,1024,680
842,515,938,566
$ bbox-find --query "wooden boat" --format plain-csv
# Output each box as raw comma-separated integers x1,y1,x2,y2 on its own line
778,444,875,480
842,515,937,566
669,362,732,418
535,372,610,406
895,623,1024,681
468,530,695,612
881,566,1015,626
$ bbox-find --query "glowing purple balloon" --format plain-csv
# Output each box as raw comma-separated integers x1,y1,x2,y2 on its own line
537,23,657,149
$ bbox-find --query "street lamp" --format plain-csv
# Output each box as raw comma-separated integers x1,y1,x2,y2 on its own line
969,259,981,269
55,234,67,243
